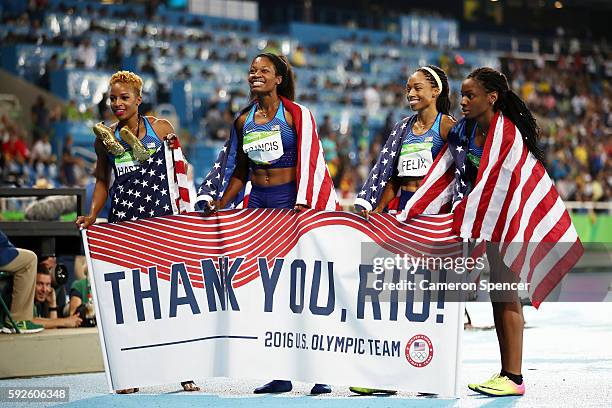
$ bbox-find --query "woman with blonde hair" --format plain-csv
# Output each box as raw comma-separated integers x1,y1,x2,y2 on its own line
76,70,199,393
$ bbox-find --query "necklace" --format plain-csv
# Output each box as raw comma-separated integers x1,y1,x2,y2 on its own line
257,102,278,119
128,115,141,136
475,123,487,138
414,117,436,133
123,115,141,137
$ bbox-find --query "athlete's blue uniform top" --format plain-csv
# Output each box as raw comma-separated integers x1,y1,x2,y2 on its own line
241,101,298,208
242,101,298,169
397,112,446,209
109,116,162,180
108,117,163,222
465,122,484,190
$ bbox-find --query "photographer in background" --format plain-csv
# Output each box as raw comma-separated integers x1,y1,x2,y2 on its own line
38,256,68,317
32,268,82,329
68,272,96,327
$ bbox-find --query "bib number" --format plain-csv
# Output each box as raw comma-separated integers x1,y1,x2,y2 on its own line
243,129,284,165
114,148,156,177
397,142,433,177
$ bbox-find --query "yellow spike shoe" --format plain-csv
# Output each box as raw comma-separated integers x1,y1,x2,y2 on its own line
119,126,150,162
93,122,125,156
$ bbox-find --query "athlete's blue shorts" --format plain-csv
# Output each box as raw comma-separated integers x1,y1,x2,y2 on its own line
398,189,415,211
247,181,296,209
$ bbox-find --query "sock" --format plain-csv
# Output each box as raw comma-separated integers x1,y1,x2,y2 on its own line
500,370,523,385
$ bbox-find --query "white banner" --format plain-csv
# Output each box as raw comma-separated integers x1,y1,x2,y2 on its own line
83,209,464,396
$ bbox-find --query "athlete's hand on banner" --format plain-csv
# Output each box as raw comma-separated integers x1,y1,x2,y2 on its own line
76,215,96,229
164,133,178,148
294,204,309,212
205,200,221,214
358,207,381,221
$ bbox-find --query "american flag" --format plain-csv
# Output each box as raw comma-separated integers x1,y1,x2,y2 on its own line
196,97,340,211
398,113,584,307
108,140,194,223
413,341,426,352
354,115,417,212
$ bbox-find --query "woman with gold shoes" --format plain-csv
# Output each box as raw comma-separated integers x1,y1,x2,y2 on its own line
75,70,200,393
77,70,175,227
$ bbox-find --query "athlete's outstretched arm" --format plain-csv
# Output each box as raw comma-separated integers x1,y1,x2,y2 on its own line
211,114,249,210
76,140,110,229
217,148,249,209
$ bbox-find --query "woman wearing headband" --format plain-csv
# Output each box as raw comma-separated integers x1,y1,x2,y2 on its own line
354,65,455,219
199,53,336,395
350,66,454,396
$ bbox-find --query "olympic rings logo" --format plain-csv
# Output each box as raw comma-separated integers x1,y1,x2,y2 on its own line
411,351,428,360
405,334,434,368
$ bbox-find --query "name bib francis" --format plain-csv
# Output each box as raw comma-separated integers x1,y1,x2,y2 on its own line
243,128,284,165
397,142,433,178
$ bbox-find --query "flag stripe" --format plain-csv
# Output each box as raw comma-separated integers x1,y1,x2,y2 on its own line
87,211,462,291
398,113,583,307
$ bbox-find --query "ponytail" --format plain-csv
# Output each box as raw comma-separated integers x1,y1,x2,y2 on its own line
418,65,451,115
467,67,544,163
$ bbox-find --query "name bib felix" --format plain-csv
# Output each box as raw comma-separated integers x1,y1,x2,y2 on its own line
397,142,433,177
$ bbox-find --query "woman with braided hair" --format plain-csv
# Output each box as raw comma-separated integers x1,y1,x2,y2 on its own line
458,67,544,397
398,66,580,397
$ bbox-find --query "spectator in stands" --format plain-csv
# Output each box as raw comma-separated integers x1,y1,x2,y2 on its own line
60,135,83,187
290,45,307,68
346,51,363,72
105,39,123,71
31,132,55,176
40,53,61,90
204,103,225,140
32,268,82,329
0,231,44,334
363,83,381,112
2,127,32,186
31,96,49,141
176,65,192,80
97,92,110,121
318,115,333,139
76,38,97,69
65,100,80,121
2,128,29,161
140,54,157,78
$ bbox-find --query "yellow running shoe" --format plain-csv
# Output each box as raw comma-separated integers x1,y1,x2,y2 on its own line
119,126,150,162
468,373,499,392
93,122,125,156
473,375,525,397
349,387,397,396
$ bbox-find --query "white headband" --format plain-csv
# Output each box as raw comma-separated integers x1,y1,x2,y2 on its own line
419,66,442,91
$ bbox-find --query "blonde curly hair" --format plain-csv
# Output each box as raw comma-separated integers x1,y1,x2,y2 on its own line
109,71,143,96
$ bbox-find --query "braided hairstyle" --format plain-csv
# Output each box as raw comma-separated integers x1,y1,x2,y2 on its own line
417,65,451,115
467,67,544,163
253,53,296,101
